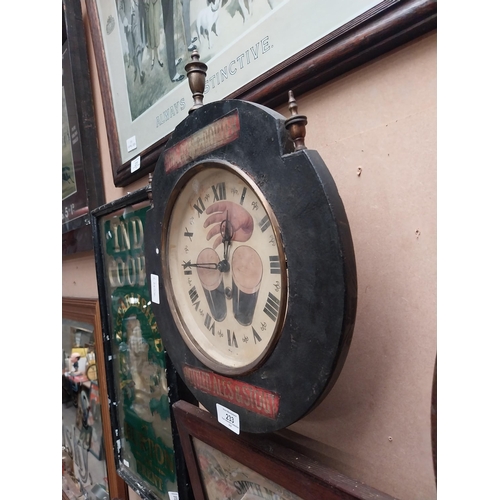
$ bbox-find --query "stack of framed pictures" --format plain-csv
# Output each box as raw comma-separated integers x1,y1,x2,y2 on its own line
92,187,197,500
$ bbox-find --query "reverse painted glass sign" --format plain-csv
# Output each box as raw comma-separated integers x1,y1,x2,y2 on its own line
99,200,179,499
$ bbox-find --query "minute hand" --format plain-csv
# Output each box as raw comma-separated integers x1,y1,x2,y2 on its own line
182,260,220,270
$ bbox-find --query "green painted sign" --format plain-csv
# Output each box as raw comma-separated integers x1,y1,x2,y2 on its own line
102,203,178,498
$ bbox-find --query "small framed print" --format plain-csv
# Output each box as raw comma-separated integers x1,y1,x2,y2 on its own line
173,400,398,500
91,187,197,500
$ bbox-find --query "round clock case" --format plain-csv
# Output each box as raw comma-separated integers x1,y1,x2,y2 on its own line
145,99,357,433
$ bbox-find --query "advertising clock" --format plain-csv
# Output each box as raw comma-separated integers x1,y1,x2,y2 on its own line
145,97,357,433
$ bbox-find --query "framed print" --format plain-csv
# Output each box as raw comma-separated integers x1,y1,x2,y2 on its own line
62,298,128,500
91,187,197,500
89,381,105,460
173,400,398,500
85,0,436,186
62,0,105,255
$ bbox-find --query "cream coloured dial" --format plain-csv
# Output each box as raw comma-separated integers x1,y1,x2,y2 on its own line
164,162,287,375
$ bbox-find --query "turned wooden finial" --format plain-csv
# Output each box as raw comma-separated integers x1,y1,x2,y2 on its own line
185,50,207,114
285,90,308,151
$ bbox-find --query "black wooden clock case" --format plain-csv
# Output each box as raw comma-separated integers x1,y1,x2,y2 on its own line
145,99,357,433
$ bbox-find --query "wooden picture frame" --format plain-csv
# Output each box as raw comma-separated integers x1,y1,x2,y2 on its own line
173,400,399,500
85,0,436,187
62,0,105,255
62,297,128,500
91,188,197,500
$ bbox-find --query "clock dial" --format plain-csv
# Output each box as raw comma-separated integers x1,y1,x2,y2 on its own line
164,162,287,375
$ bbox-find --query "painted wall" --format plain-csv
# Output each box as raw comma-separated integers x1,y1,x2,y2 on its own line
63,3,436,496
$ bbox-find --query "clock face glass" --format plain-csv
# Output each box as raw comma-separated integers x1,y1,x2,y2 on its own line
164,162,287,375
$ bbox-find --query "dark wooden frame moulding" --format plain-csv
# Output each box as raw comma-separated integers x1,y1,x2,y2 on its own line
62,297,128,500
62,0,105,255
85,0,436,187
173,400,399,500
91,188,197,500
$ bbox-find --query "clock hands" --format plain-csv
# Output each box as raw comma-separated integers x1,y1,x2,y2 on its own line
220,211,234,270
184,212,236,275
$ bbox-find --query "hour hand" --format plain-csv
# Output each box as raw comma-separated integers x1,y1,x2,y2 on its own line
220,211,234,261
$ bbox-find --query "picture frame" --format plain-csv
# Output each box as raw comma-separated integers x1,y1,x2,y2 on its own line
85,0,436,187
89,381,105,460
62,0,105,254
75,384,91,432
173,400,399,500
62,297,128,500
91,187,197,500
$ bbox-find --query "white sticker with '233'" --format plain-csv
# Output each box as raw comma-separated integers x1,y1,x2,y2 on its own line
216,404,240,434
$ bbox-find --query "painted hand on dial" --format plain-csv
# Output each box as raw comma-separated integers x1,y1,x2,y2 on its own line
204,201,254,249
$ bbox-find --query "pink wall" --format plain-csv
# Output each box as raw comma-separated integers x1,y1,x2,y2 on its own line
276,33,436,499
63,4,436,496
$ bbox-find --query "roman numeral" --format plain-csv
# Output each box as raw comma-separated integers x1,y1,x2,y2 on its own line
239,187,247,205
182,260,193,275
252,327,262,344
263,293,280,322
227,330,238,348
189,286,200,310
184,228,193,240
193,197,205,216
204,313,215,336
259,215,271,232
212,182,226,202
269,256,280,274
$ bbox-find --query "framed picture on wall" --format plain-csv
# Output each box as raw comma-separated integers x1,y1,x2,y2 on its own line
173,400,398,500
62,298,128,500
62,0,105,255
91,187,197,500
85,0,436,187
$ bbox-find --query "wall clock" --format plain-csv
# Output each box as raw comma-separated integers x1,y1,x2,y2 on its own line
144,57,357,433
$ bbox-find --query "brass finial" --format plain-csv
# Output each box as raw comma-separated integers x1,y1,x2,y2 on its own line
147,172,154,207
285,90,307,151
185,50,207,114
